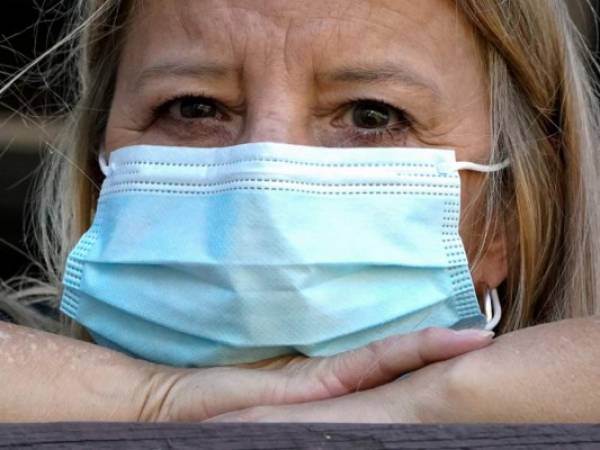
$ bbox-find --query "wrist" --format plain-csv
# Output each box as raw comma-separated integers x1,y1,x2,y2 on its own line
399,352,487,423
133,364,191,422
0,323,176,422
66,348,170,422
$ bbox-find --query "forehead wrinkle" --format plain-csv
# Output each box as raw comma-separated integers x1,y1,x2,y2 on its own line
130,62,239,93
174,0,204,43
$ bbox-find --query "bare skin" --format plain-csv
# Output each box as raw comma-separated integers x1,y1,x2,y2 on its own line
206,317,600,423
0,322,492,421
106,0,507,295
101,0,598,422
2,0,598,423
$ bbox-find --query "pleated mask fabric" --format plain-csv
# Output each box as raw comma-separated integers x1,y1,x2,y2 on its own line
60,143,505,367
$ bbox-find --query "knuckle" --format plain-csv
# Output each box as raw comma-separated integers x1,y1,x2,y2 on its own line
419,327,443,344
416,327,447,365
366,337,387,355
358,340,396,383
317,361,354,396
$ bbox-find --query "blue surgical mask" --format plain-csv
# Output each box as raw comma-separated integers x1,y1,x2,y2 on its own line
61,143,506,367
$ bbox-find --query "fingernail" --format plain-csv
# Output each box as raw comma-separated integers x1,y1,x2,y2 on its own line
454,329,495,339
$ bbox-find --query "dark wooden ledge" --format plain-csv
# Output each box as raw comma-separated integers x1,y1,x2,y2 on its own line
0,423,599,449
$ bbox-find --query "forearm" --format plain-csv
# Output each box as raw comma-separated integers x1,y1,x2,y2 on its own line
0,322,164,422
413,317,600,422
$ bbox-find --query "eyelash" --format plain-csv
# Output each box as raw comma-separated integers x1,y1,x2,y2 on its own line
152,93,224,119
343,97,410,123
151,94,413,144
336,97,412,143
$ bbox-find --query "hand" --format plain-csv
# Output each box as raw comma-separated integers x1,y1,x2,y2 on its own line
142,328,494,421
205,318,600,423
0,322,490,422
203,328,497,424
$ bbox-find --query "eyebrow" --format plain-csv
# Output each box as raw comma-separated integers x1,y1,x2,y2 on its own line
131,62,238,93
131,61,441,99
317,63,441,98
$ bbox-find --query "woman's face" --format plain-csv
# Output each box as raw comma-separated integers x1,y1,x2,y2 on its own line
105,0,507,295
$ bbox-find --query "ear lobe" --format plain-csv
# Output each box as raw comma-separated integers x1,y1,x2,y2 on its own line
471,230,508,296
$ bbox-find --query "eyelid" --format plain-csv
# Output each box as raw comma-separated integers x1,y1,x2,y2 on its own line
153,92,247,120
335,98,413,126
153,94,219,116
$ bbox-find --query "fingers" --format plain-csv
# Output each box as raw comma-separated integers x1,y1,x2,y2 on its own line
159,328,493,421
204,329,495,424
203,387,403,423
152,362,362,421
203,401,363,424
299,327,494,395
151,366,309,421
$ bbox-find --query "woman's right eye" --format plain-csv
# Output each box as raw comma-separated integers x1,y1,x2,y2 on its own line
149,94,237,145
176,97,218,119
155,95,227,122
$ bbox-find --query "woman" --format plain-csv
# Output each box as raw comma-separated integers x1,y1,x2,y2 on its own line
1,0,599,422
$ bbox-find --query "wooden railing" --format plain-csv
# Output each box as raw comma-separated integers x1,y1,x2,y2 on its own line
0,423,599,449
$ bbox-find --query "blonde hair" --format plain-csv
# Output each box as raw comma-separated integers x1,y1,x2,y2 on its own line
1,0,599,337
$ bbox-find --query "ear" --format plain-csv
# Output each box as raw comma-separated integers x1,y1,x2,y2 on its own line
470,229,508,297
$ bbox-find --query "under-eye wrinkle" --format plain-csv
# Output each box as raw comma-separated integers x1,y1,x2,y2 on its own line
153,94,231,123
332,99,413,146
150,94,234,144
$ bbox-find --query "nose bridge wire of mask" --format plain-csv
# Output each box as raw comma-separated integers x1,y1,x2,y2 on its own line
99,149,512,178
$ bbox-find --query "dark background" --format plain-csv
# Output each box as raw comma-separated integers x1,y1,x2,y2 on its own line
1,0,77,281
0,1,598,282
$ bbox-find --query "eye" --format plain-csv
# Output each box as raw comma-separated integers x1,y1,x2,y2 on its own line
150,94,236,145
172,96,219,119
154,95,228,122
329,99,413,146
351,100,400,129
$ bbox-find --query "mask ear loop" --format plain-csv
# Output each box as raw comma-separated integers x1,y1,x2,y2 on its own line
447,156,506,330
484,288,502,331
454,159,511,173
98,149,111,176
437,159,510,175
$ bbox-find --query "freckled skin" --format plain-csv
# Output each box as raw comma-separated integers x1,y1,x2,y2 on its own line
106,0,507,295
0,322,154,421
0,320,496,421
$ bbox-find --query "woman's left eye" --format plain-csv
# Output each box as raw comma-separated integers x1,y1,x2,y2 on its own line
347,100,408,130
352,101,395,129
330,100,412,145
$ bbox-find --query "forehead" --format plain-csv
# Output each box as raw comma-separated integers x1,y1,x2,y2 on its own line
122,0,477,76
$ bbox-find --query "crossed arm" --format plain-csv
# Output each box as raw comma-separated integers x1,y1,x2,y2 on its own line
213,316,600,423
1,317,598,422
